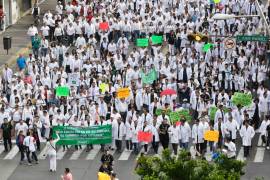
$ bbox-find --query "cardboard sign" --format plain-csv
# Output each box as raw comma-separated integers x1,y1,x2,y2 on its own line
99,22,109,31
136,38,149,47
204,130,219,142
56,86,70,97
68,73,80,86
117,88,130,99
99,83,109,93
138,131,153,143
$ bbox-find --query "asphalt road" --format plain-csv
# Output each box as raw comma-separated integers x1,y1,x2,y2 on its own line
0,133,269,180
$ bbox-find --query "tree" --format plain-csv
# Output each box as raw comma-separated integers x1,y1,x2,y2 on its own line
135,149,246,180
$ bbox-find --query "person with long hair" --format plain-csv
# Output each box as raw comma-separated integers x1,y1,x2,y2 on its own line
43,131,60,172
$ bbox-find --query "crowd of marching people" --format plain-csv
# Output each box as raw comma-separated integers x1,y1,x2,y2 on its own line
0,0,270,176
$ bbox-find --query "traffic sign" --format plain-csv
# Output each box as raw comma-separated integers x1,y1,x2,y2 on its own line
236,35,269,42
224,37,235,49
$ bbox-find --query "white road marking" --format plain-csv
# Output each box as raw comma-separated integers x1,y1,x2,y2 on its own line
118,149,132,160
85,145,100,160
38,146,48,160
57,147,68,160
257,135,263,146
4,146,19,160
69,145,86,160
0,145,5,155
236,147,246,161
253,147,265,163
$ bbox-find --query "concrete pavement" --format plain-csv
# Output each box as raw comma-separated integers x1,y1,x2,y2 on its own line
0,0,56,69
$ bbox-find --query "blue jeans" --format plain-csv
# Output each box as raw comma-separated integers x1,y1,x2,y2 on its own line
133,143,139,154
180,141,189,150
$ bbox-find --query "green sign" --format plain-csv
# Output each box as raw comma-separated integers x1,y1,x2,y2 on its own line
52,125,112,145
231,92,252,107
169,109,192,123
202,43,214,52
136,38,149,47
56,86,70,97
236,35,269,42
141,69,157,84
151,35,163,45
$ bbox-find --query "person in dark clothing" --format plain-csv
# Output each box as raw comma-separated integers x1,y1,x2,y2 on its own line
101,149,114,171
1,118,12,152
252,98,260,130
159,119,170,150
99,162,111,174
32,124,41,151
16,130,25,164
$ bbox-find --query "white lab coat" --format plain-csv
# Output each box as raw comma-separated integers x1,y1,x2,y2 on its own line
112,121,126,140
214,122,228,138
131,123,141,143
180,122,191,143
225,120,239,140
125,122,133,140
151,124,160,142
240,125,255,146
23,136,36,152
169,126,181,144
259,120,270,136
43,134,60,171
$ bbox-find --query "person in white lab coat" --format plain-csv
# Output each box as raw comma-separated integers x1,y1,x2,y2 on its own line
179,119,191,150
192,119,202,155
199,119,210,154
225,116,239,143
141,121,151,154
43,132,60,172
214,118,228,149
240,120,255,157
23,131,39,165
151,117,160,154
259,116,270,148
223,137,236,159
168,122,181,155
125,118,133,151
131,120,141,154
112,118,126,152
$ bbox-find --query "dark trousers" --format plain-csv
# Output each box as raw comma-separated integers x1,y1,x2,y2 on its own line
3,137,12,151
31,151,38,162
243,146,250,157
126,140,132,150
75,145,82,150
133,143,139,154
115,139,122,151
152,141,159,154
160,137,169,150
18,145,25,161
143,144,148,152
172,143,178,155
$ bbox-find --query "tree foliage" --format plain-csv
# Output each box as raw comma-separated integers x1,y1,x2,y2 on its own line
135,149,246,180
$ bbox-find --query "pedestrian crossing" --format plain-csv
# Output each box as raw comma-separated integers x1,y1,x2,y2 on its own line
0,138,268,163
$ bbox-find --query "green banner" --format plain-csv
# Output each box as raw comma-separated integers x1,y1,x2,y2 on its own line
52,125,112,145
56,86,70,97
141,69,157,84
137,38,149,47
151,35,163,44
169,109,192,123
236,35,269,42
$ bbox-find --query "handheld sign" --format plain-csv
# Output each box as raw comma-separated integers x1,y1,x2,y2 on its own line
117,88,130,99
99,22,109,31
56,86,70,97
204,130,219,142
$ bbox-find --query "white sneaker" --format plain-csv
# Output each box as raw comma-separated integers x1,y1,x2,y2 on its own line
266,146,270,150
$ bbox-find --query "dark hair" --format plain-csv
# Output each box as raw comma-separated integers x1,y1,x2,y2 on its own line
65,168,70,173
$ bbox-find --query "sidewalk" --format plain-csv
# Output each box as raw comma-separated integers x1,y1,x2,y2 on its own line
0,0,57,69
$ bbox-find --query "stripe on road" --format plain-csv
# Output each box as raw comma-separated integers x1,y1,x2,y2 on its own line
253,147,265,163
85,146,100,160
4,146,19,160
0,145,5,155
57,147,68,160
38,146,48,160
257,135,263,146
236,147,246,161
118,149,132,160
69,146,86,160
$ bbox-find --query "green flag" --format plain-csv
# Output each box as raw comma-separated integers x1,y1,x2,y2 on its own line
141,69,157,84
151,35,163,45
56,86,70,97
136,38,149,47
202,43,214,52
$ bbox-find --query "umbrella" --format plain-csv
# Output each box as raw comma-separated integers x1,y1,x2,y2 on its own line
160,89,177,96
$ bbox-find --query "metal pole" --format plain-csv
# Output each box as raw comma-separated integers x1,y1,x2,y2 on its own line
234,15,260,18
254,0,270,35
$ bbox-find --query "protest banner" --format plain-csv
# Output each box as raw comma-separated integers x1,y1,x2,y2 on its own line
136,38,149,47
99,22,109,31
99,83,109,93
231,92,252,107
56,86,70,97
68,73,80,86
155,108,171,116
140,69,157,84
204,130,219,142
117,88,130,99
138,131,153,143
52,125,112,145
151,35,163,45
